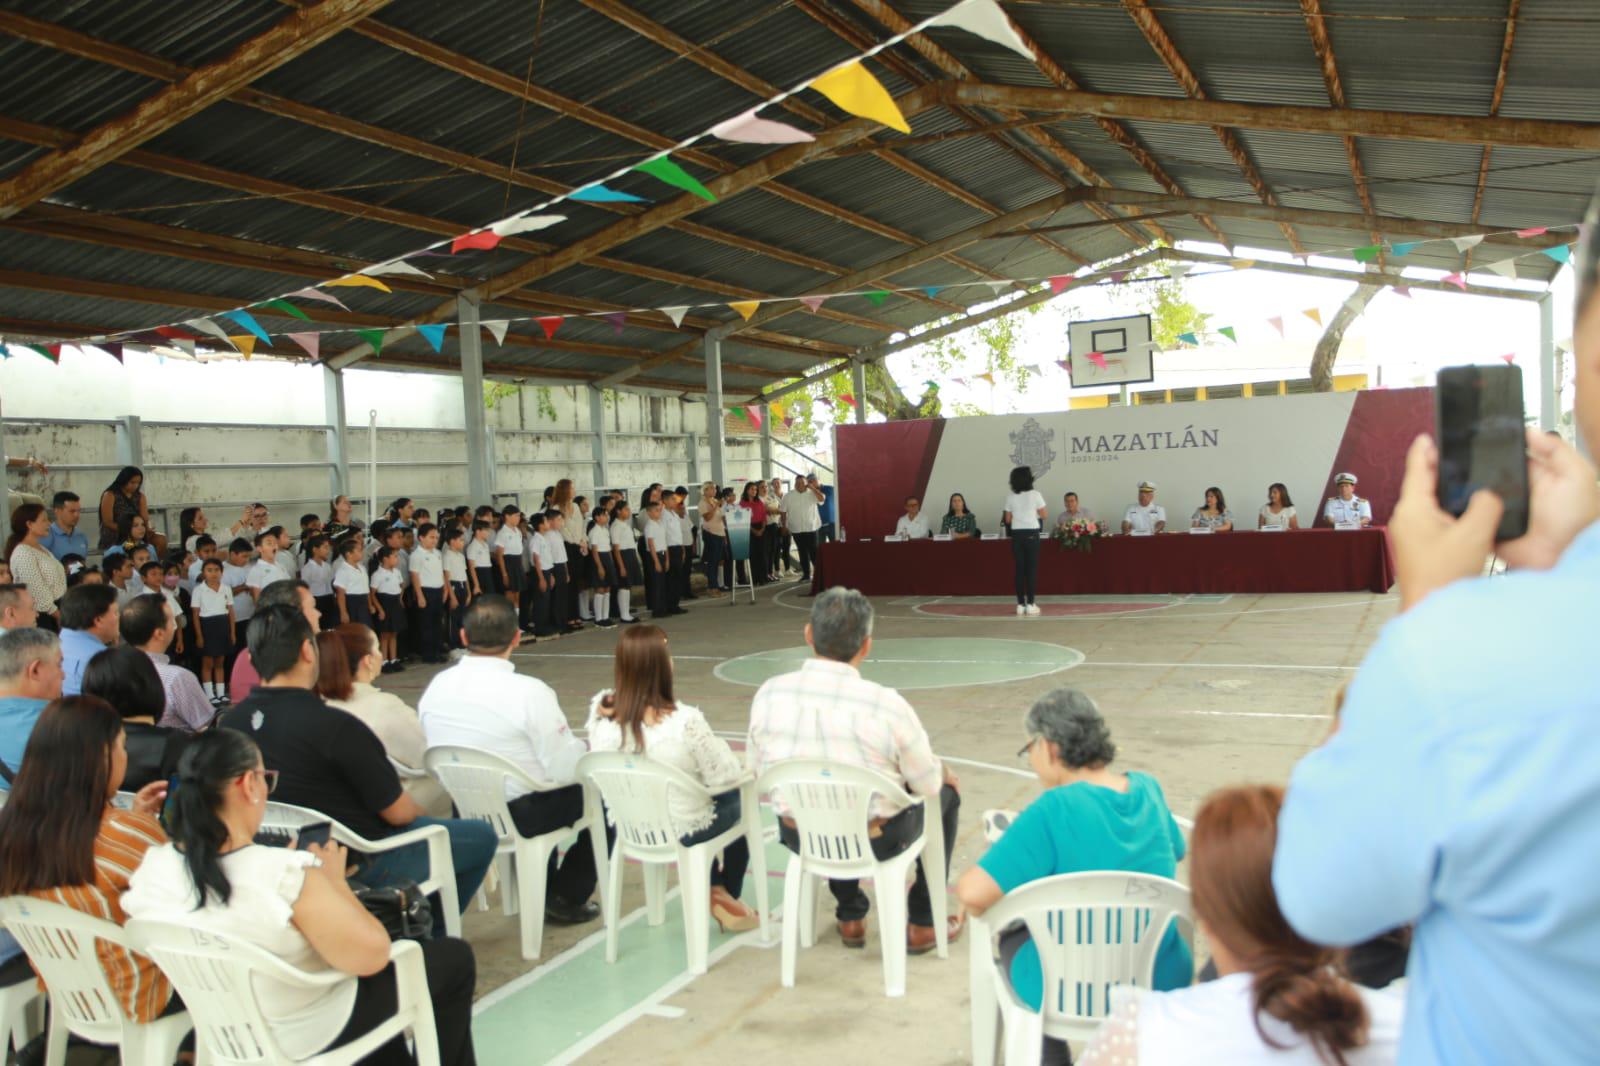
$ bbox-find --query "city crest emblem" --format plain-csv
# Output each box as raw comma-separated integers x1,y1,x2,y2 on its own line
1009,417,1057,479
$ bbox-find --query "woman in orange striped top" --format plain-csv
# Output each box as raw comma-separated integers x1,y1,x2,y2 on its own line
0,695,174,1022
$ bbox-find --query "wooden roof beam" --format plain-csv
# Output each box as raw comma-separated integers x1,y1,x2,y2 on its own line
0,0,394,220
1467,0,1523,272
942,83,1600,150
1164,248,1543,301
1120,0,1306,256
1298,0,1383,262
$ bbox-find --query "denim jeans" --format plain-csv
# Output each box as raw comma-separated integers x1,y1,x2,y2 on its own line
680,790,748,897
360,816,498,936
1010,528,1041,606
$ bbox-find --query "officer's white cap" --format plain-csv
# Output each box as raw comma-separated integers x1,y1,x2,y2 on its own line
1138,480,1157,492
1335,472,1357,486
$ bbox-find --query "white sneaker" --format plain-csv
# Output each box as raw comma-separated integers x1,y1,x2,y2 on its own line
1025,604,1041,616
1016,604,1026,616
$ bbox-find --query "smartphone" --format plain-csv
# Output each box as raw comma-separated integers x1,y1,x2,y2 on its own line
295,821,334,850
1434,364,1530,542
159,775,180,834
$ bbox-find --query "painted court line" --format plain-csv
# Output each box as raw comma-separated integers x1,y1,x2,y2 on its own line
1180,709,1332,720
1085,660,1357,672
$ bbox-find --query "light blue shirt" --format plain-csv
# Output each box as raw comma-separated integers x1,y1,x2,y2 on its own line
39,522,88,562
0,696,47,784
1274,520,1600,1065
59,628,106,697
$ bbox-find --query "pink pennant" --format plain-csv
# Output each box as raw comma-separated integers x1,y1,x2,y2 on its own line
288,288,348,310
603,312,626,336
451,230,502,254
1443,273,1467,291
800,295,828,312
1086,351,1108,369
1516,227,1548,238
839,393,858,409
1107,271,1129,283
710,109,816,145
1267,315,1285,337
1055,360,1071,372
1048,275,1073,294
1500,353,1516,364
1393,284,1412,299
536,316,563,340
286,332,320,359
744,406,764,430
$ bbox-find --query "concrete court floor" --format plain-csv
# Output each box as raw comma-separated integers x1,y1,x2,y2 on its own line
377,578,1401,1065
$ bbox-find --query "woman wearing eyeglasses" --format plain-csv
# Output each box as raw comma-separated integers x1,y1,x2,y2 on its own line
955,687,1192,1066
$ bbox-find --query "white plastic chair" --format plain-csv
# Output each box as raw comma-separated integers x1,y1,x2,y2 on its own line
388,756,430,781
260,801,462,938
969,872,1192,1066
0,897,192,1066
757,759,948,998
424,745,608,960
0,972,43,1060
578,752,771,974
127,918,439,1065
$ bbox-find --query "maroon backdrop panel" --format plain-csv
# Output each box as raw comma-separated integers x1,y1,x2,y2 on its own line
836,419,944,539
1315,387,1434,526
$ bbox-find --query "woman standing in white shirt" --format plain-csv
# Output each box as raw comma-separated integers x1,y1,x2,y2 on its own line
585,625,759,932
122,729,480,1066
1258,483,1301,530
1002,466,1049,616
1078,784,1402,1066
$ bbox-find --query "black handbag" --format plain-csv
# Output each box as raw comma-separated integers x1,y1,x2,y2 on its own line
349,880,434,942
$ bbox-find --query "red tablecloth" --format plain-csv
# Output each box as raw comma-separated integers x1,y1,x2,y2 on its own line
812,528,1395,596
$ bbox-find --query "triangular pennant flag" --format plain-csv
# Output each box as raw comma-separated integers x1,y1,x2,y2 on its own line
729,406,746,423
952,377,968,386
362,259,433,279
770,400,786,421
817,395,834,409
154,325,197,342
1086,351,1108,370
1231,258,1257,270
634,156,716,202
1450,235,1484,253
745,406,764,431
1443,272,1467,291
1108,270,1129,283
839,393,858,408
864,290,889,307
1218,326,1237,343
288,287,347,310
1500,353,1516,364
451,230,502,254
286,332,320,359
800,295,827,312
660,306,690,328
985,280,1011,295
807,61,911,134
416,323,448,353
729,300,760,321
784,415,795,429
568,184,648,204
710,108,816,144
1176,332,1198,346
482,320,509,345
1541,244,1573,264
229,335,256,360
1517,227,1548,238
1267,315,1285,337
222,310,271,345
922,380,941,392
1302,308,1323,325
186,317,235,348
921,285,943,299
1392,284,1411,298
356,329,387,356
535,316,563,340
490,214,565,238
171,338,195,358
603,312,627,335
1352,245,1382,262
1391,242,1419,257
257,298,311,324
99,342,124,363
20,344,53,363
1055,360,1071,372
1168,264,1191,280
324,273,391,292
1486,259,1518,279
927,0,1034,59
0,343,11,360
1048,275,1072,294
975,371,995,385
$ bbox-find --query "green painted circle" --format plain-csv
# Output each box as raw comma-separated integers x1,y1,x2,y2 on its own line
713,637,1085,691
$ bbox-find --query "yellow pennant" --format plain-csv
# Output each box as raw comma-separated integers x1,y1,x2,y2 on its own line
729,300,760,321
1302,307,1323,326
229,335,257,360
770,400,785,421
324,273,392,293
1231,259,1256,270
808,62,911,134
975,371,996,385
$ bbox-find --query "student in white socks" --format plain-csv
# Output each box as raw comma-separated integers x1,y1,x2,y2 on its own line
587,507,617,628
610,501,641,624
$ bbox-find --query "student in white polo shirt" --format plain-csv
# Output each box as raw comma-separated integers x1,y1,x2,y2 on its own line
409,523,447,664
641,499,672,619
659,492,684,617
418,595,609,926
299,534,335,629
1003,466,1049,616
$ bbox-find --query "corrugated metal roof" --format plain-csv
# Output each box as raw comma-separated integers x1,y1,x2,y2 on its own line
2,0,1593,391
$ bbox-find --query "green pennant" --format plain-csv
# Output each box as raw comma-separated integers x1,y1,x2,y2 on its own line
356,329,387,356
259,298,311,322
24,343,57,363
1218,326,1237,343
1352,244,1382,262
633,156,716,202
729,405,746,421
864,290,889,307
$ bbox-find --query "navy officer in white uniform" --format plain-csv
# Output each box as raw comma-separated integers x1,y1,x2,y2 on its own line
893,496,931,540
1121,481,1167,535
1323,472,1373,527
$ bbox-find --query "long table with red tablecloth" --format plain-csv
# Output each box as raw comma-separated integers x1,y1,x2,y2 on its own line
810,527,1395,597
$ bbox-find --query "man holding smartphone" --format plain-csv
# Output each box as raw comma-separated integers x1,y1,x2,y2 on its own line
1272,204,1600,1064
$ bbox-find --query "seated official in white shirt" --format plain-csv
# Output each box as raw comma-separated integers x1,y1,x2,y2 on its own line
1122,480,1167,535
893,496,931,540
417,594,608,926
1054,492,1095,530
1323,472,1374,527
1258,482,1300,530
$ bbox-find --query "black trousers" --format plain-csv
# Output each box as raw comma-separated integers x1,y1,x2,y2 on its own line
663,548,683,613
549,564,571,628
1010,528,1041,605
448,582,467,649
327,936,477,1066
507,784,613,905
682,790,749,896
314,594,338,631
791,531,818,581
419,585,445,660
778,784,960,927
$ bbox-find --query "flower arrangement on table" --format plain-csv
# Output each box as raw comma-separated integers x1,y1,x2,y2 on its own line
1051,518,1105,553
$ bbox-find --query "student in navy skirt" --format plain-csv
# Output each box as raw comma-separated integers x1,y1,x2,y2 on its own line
334,537,373,630
493,506,527,614
610,501,642,624
467,519,495,605
369,546,406,672
587,509,618,628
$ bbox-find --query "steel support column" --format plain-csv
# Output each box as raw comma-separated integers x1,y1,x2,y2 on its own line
457,292,492,504
705,330,727,487
760,409,773,482
851,361,867,424
322,363,349,498
588,386,610,490
1538,293,1557,431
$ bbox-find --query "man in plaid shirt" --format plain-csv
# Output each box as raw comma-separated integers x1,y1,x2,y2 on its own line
748,587,964,953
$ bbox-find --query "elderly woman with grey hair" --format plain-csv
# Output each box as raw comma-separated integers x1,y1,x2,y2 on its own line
957,687,1192,1065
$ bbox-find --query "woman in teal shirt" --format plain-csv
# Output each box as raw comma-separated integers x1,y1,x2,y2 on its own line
940,492,979,539
958,688,1192,1063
